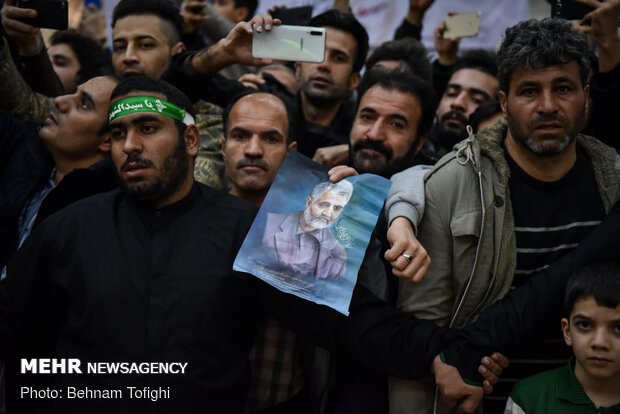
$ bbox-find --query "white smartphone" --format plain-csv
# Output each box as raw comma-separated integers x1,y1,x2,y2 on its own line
443,12,482,39
252,25,326,63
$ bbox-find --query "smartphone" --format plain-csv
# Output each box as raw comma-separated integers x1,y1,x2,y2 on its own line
271,6,313,26
16,0,69,30
443,12,482,39
551,0,599,20
252,25,326,63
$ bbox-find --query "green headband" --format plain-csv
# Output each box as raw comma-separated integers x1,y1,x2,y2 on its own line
108,96,195,125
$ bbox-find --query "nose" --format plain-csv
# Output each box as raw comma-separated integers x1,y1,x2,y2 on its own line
450,91,467,113
122,43,139,64
123,129,143,155
54,94,71,113
537,89,558,114
591,327,611,350
366,119,386,142
244,135,264,158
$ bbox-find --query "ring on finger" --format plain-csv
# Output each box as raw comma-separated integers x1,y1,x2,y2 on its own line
401,253,412,262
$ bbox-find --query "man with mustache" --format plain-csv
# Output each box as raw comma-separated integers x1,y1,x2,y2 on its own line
393,18,620,414
291,9,368,168
429,49,499,158
222,92,296,206
262,180,353,280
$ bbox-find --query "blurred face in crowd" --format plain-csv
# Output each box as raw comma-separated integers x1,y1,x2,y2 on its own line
296,27,360,106
500,61,588,157
561,297,620,385
222,93,296,205
112,14,184,79
436,68,499,149
39,76,117,159
48,43,81,94
302,190,349,230
108,91,199,207
213,0,249,23
350,84,423,178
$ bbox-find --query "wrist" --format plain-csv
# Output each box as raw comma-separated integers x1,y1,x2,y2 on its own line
406,10,424,25
18,37,44,57
438,53,457,67
192,41,234,74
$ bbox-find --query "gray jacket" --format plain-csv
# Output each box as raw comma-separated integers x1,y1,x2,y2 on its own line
390,120,620,414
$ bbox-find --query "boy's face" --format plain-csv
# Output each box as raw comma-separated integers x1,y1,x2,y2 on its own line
562,297,620,383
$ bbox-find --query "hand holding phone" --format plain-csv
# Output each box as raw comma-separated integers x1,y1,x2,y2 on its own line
443,12,482,39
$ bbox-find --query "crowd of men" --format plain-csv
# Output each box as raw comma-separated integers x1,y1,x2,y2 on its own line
0,0,619,413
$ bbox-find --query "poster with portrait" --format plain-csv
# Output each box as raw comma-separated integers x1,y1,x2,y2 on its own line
234,151,391,315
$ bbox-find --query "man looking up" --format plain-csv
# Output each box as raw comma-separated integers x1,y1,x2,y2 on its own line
394,17,620,414
292,8,369,168
429,49,499,158
0,75,118,276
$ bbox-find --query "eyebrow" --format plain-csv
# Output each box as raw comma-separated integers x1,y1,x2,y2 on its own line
360,107,409,125
113,35,157,42
230,126,285,140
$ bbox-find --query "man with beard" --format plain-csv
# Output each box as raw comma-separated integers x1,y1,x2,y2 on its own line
349,69,435,180
429,49,499,158
392,18,620,414
291,9,369,168
262,180,353,280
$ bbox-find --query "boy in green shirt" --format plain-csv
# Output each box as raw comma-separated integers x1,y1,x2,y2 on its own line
505,260,620,413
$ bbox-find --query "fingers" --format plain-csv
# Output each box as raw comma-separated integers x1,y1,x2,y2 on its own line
2,6,38,36
390,252,430,283
573,0,603,8
478,363,498,384
459,389,484,414
249,14,279,33
482,379,493,395
238,73,265,90
327,165,358,182
490,352,509,369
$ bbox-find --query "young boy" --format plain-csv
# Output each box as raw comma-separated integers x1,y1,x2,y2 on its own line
505,260,620,413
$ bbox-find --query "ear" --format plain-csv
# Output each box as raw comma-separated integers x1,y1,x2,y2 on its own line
184,124,200,157
499,90,507,115
233,6,249,23
583,83,591,116
561,317,572,347
98,134,111,153
221,136,227,157
287,141,297,152
348,71,361,91
414,134,426,154
171,41,186,55
305,196,312,209
295,62,302,81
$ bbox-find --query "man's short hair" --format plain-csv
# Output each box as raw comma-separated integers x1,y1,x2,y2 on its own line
453,49,498,79
222,90,294,144
110,76,195,136
309,9,369,73
309,180,354,204
563,260,620,315
234,0,258,20
111,0,183,45
50,30,114,85
365,37,432,83
497,17,590,93
469,99,502,133
358,68,435,139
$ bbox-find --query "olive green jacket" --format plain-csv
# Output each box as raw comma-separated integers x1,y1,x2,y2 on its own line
390,120,620,414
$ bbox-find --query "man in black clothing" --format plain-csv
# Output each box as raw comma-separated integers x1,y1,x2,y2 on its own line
1,76,617,414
